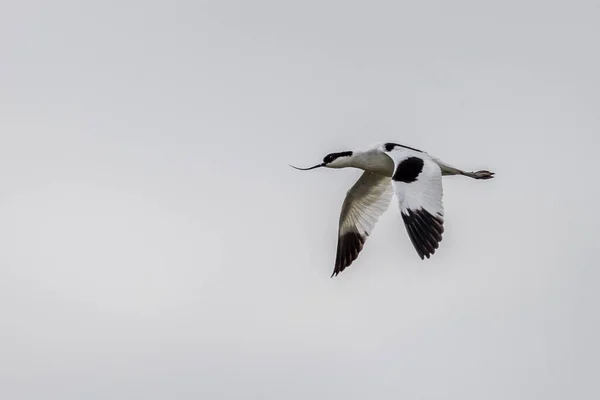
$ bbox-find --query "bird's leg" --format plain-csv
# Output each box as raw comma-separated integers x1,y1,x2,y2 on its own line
437,161,495,180
461,170,495,180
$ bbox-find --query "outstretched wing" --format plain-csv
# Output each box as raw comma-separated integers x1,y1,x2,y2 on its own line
333,171,393,276
386,152,445,259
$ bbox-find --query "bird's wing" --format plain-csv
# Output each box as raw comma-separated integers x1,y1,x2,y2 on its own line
333,171,393,276
385,151,445,259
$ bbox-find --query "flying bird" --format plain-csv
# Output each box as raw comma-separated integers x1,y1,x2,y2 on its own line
291,142,494,277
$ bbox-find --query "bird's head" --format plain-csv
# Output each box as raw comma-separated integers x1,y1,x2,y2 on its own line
290,151,354,171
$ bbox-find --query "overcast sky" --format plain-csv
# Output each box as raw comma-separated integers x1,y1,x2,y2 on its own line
1,1,599,399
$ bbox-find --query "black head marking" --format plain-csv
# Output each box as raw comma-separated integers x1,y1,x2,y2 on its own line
323,151,353,164
392,157,424,183
384,143,424,153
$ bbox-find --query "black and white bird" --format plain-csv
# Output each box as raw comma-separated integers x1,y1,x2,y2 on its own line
291,142,494,277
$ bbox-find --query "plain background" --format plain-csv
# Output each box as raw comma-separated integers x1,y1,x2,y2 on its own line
1,1,599,399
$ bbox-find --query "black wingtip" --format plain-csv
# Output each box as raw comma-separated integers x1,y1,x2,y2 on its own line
401,208,444,260
331,231,366,277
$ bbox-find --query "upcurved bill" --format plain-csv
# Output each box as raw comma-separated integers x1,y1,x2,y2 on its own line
289,163,324,171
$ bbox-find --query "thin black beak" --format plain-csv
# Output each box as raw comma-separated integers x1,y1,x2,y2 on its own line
289,163,324,171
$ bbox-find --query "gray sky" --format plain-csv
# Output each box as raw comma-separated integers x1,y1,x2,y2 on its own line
1,0,599,399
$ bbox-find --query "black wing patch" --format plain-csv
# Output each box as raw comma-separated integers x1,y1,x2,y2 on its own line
392,157,424,183
384,142,424,153
332,231,366,277
401,208,444,259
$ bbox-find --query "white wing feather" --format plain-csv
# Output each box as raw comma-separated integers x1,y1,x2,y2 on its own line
383,147,445,259
332,171,393,276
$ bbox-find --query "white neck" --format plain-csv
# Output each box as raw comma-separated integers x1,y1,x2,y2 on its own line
346,150,395,176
